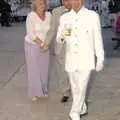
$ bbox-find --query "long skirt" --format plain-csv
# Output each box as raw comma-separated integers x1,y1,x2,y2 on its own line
24,41,49,98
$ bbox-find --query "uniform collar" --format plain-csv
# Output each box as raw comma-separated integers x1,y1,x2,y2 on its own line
59,6,69,14
61,6,69,11
70,6,85,15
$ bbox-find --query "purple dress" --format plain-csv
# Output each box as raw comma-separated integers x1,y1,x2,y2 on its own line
25,42,49,97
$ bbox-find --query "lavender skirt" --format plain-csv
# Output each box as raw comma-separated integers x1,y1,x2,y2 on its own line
24,41,49,98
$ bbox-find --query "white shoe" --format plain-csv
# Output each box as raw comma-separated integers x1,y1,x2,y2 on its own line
80,110,87,116
69,113,80,120
80,103,88,116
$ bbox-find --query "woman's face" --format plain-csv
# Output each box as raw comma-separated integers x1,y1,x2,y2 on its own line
35,0,45,12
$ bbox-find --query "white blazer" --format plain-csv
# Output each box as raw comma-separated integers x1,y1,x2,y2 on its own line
56,6,104,72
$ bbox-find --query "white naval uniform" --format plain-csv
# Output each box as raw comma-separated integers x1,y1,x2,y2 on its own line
46,6,71,97
56,6,104,120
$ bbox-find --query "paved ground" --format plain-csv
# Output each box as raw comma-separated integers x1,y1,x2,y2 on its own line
0,24,120,120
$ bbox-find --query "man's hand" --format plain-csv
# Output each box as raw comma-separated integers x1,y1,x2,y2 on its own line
96,61,104,72
62,28,72,37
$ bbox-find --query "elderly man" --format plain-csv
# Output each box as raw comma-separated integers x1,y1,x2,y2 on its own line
56,0,104,119
46,0,71,103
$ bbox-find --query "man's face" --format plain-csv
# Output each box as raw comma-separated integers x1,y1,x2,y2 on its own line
70,0,84,11
62,0,71,9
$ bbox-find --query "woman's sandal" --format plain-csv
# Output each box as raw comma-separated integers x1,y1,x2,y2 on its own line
44,94,48,98
31,96,39,103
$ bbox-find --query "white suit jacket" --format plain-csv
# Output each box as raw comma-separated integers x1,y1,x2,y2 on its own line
56,6,104,72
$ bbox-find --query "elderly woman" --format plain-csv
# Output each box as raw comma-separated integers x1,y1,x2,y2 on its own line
24,0,51,102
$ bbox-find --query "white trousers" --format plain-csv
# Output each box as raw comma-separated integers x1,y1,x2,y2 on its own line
69,70,91,120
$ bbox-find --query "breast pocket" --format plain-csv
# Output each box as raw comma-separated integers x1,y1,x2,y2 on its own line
79,26,90,43
80,26,89,35
65,40,79,53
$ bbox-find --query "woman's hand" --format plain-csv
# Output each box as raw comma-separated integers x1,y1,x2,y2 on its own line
34,39,43,45
40,43,49,53
34,38,49,52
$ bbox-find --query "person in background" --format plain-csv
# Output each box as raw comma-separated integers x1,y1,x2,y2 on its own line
100,0,109,28
0,0,11,27
46,0,71,103
25,0,51,102
56,0,104,119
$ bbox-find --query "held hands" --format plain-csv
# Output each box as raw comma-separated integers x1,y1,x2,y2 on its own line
40,42,49,52
34,39,49,52
95,61,104,72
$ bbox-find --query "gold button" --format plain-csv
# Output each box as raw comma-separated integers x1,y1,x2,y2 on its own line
75,19,78,22
75,44,77,46
75,52,78,54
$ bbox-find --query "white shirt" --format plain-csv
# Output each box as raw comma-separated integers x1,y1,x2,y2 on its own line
25,11,51,44
56,6,104,71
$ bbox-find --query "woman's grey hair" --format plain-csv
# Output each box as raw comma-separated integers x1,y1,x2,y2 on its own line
30,0,46,11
